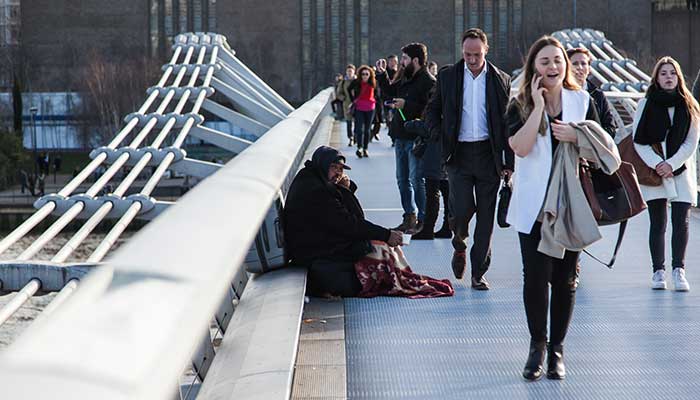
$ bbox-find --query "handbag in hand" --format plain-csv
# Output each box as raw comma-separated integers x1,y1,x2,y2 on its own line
618,134,662,186
579,161,647,268
497,174,511,228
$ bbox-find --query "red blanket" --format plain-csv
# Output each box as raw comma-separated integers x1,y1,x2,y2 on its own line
354,241,454,298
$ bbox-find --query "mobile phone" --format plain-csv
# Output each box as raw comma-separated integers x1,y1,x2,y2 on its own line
534,72,542,86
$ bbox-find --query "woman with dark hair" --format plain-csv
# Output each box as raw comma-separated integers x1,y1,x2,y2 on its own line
349,65,377,158
632,56,699,292
507,36,607,381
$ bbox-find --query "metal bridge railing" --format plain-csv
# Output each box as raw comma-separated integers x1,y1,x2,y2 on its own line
0,87,332,399
0,31,332,399
0,32,289,321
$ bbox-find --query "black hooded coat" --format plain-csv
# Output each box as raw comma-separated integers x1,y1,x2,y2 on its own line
283,146,390,265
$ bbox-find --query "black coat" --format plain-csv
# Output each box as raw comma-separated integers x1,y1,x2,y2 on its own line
377,67,436,140
586,79,617,138
283,165,390,264
425,60,513,173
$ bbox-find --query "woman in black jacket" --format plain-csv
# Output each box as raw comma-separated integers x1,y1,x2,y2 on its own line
567,47,617,138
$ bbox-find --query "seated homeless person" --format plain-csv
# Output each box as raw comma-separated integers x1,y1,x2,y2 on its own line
284,146,454,299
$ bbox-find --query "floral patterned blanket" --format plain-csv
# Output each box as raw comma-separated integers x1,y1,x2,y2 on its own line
354,241,454,298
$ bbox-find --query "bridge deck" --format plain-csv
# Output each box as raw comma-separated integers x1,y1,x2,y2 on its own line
340,123,700,399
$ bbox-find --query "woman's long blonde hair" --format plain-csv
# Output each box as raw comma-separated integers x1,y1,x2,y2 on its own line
512,36,580,124
648,56,700,119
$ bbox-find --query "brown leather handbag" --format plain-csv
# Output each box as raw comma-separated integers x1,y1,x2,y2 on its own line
618,134,663,186
579,161,647,268
579,161,646,226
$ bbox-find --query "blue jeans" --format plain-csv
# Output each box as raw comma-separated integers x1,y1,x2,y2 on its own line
394,138,426,221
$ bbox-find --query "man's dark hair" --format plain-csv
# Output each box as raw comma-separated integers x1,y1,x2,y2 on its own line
401,43,428,67
387,54,398,60
428,61,438,68
461,28,488,47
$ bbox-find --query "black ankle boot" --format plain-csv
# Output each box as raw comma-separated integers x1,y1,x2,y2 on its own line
434,224,451,238
522,340,546,381
411,228,434,240
546,343,566,380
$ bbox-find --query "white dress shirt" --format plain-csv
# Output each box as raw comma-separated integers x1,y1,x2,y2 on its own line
458,62,489,142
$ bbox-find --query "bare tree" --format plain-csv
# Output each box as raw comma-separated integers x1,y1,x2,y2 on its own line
77,49,161,147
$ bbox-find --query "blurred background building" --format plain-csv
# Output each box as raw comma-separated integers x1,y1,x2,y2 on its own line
1,0,698,149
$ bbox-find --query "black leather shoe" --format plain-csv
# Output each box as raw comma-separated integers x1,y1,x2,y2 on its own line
522,340,546,381
471,276,490,290
546,343,566,380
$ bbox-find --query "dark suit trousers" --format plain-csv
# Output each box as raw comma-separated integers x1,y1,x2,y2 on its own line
447,140,500,278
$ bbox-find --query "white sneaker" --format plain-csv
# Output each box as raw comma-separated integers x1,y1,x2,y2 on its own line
673,268,690,292
651,270,666,290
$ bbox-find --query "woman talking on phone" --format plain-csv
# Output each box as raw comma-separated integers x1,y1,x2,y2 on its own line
506,36,606,381
632,57,699,291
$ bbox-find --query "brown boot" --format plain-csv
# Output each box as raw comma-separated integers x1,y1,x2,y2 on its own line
394,213,417,233
451,251,466,279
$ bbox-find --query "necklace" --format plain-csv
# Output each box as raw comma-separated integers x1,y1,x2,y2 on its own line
546,100,562,117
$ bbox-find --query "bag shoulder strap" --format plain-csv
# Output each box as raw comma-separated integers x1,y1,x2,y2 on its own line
582,220,627,269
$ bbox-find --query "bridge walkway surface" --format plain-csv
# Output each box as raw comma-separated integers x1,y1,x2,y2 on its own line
301,121,700,400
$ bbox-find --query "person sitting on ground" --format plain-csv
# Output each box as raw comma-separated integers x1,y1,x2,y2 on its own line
284,145,454,298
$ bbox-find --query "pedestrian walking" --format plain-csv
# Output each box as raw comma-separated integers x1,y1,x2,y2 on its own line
348,65,378,158
339,65,357,146
632,56,699,291
425,28,512,289
567,47,617,137
376,43,436,234
507,36,611,381
332,73,344,120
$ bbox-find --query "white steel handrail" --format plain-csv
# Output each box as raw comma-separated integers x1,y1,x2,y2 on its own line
0,87,333,400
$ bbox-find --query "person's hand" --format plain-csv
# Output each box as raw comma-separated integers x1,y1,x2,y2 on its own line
531,75,546,110
392,98,406,109
655,161,673,178
387,230,403,247
336,174,350,189
551,120,578,143
375,59,387,74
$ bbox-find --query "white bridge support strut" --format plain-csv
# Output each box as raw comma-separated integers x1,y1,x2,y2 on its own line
0,30,333,400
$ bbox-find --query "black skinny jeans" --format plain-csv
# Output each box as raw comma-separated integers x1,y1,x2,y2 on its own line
647,199,691,271
353,109,374,150
519,222,578,345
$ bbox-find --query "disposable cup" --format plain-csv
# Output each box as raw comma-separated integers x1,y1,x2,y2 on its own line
402,233,411,246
